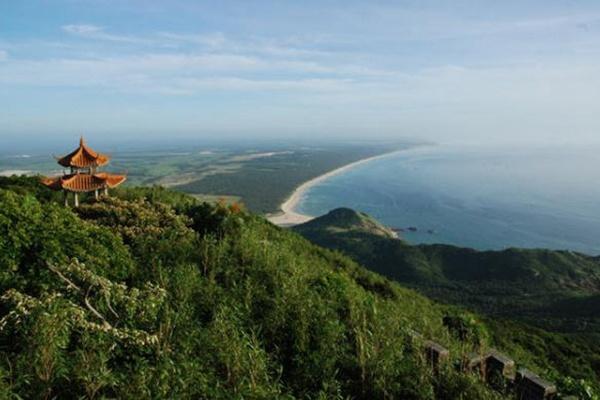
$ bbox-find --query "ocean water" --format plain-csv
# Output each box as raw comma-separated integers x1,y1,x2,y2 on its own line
297,144,600,255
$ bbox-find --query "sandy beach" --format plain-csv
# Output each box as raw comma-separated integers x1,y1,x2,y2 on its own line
267,149,405,227
0,169,32,177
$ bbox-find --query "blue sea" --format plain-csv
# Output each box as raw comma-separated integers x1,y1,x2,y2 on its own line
297,144,600,255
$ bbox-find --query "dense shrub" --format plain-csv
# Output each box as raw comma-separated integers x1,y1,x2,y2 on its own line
0,185,587,398
0,190,134,291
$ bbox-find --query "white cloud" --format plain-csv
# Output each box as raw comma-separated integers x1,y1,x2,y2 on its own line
158,31,331,59
60,25,334,61
0,51,359,95
2,9,600,142
61,24,149,44
0,41,392,91
171,77,350,94
62,24,104,35
158,32,227,48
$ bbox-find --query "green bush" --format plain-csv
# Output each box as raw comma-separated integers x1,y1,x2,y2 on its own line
0,190,134,291
0,185,579,398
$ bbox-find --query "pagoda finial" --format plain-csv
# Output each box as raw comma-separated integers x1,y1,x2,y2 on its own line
80,136,85,146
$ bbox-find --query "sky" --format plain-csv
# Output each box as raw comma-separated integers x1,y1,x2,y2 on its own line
1,0,600,146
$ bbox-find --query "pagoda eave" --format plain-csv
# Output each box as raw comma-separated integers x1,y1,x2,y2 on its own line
41,173,126,193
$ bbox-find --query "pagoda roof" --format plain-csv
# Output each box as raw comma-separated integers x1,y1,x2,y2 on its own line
41,173,126,192
56,137,110,168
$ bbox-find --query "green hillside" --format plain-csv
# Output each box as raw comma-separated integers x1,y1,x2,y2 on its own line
295,209,600,382
297,207,398,239
0,178,597,398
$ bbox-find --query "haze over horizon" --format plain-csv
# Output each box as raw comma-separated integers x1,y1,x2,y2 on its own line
2,0,600,146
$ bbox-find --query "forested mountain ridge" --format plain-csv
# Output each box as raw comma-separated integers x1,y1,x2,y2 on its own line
0,177,597,398
294,208,600,316
295,208,600,382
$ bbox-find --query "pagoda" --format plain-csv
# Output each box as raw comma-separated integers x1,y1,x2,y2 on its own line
42,137,126,206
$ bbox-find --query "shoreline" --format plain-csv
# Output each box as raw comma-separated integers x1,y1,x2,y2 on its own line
266,149,407,227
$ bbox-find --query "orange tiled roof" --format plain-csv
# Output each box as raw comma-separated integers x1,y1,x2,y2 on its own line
93,172,127,187
57,137,110,168
41,173,126,192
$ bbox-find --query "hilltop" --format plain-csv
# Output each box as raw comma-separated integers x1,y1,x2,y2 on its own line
295,207,397,239
0,177,597,398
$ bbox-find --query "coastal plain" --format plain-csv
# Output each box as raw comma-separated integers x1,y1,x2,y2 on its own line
0,141,413,214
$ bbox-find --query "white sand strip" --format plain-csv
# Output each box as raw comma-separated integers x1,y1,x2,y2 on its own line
267,149,405,227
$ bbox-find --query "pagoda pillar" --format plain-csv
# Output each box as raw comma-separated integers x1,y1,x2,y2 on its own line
104,187,109,196
95,189,99,200
64,191,69,207
74,193,79,207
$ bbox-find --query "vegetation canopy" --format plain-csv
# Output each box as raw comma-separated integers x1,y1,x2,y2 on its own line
0,177,597,399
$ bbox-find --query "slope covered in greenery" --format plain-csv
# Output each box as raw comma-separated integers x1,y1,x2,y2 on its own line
295,208,600,384
298,207,398,239
0,178,596,398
